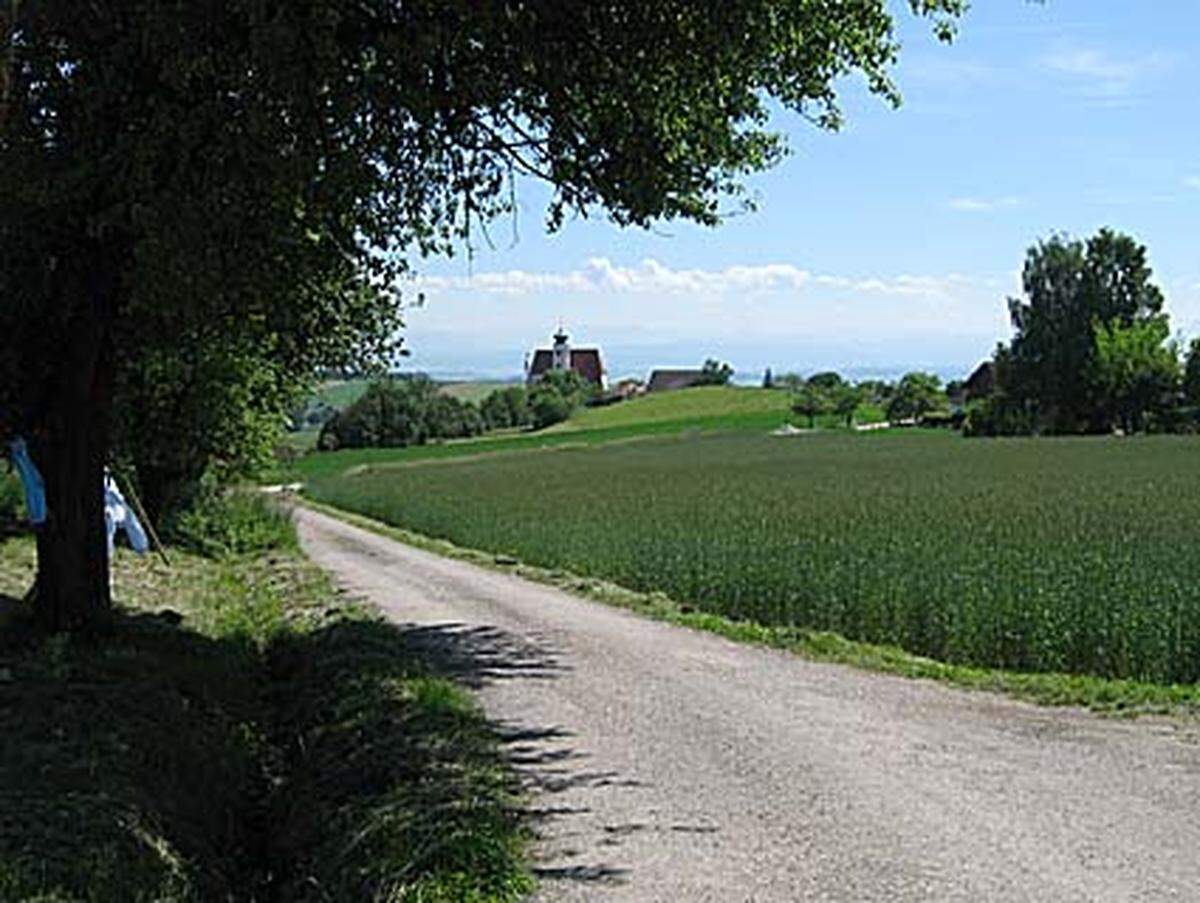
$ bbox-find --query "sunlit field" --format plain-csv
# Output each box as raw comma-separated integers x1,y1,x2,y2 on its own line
308,431,1200,684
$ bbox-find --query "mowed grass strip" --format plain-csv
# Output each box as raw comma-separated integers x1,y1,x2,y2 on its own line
0,519,529,901
307,431,1200,686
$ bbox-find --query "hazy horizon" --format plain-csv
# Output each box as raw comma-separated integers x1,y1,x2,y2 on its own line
397,1,1200,383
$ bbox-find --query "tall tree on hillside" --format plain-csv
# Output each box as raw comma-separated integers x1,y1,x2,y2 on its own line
0,1,966,630
1000,230,1166,433
698,359,735,386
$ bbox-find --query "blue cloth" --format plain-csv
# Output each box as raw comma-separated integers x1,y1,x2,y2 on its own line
104,474,149,557
9,438,47,525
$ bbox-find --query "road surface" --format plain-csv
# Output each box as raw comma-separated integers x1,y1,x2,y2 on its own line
296,505,1200,902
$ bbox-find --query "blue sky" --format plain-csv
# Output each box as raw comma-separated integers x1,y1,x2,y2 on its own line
400,1,1200,383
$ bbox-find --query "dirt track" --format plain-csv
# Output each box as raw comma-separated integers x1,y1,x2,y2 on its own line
296,505,1200,902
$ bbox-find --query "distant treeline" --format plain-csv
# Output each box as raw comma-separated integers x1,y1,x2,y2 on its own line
316,371,595,451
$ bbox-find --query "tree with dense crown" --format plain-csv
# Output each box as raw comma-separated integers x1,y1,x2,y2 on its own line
0,0,966,630
1000,230,1166,433
886,372,944,422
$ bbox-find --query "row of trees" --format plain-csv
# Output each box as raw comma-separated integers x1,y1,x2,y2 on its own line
969,229,1197,436
317,377,484,451
765,369,948,427
318,371,597,451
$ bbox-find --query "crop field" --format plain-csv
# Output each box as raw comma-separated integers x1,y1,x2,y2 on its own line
307,431,1200,685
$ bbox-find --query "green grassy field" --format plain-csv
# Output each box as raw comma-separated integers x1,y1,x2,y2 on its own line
312,378,372,409
440,379,516,403
307,431,1200,686
287,386,886,481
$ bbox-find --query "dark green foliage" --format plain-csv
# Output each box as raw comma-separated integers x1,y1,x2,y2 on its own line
480,387,533,431
886,372,944,421
997,230,1169,434
762,367,774,389
791,382,831,427
318,377,483,451
167,491,298,559
858,379,895,405
309,432,1200,685
832,383,863,427
1183,339,1200,407
527,370,595,430
529,392,575,431
806,371,845,390
697,359,735,386
962,396,1036,438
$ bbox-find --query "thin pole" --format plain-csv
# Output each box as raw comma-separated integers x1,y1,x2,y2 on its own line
116,472,172,569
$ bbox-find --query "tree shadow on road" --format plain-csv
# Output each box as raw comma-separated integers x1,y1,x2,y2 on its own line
384,616,638,892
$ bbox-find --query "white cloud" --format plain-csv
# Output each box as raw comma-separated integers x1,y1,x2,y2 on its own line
1185,176,1200,191
415,258,972,300
1042,48,1174,99
948,196,1022,213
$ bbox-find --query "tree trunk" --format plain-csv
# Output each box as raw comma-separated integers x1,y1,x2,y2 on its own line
30,269,117,633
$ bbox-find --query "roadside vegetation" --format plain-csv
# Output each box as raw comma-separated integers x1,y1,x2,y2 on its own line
0,497,529,902
307,430,1200,687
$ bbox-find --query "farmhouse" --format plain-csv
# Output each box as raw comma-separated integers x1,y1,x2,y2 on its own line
525,327,607,389
646,369,705,393
963,361,995,401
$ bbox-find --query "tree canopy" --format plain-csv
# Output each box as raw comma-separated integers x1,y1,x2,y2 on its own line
0,0,966,628
999,230,1166,433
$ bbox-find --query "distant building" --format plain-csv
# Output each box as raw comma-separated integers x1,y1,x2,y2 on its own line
963,361,995,401
646,369,706,393
525,327,607,389
612,378,645,399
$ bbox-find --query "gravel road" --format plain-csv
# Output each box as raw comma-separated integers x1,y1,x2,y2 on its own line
296,505,1200,902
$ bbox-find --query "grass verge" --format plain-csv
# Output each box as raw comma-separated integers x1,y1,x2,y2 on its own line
299,497,1200,720
0,531,529,901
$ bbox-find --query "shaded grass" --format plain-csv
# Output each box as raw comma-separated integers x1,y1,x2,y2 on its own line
0,530,529,901
299,497,1200,719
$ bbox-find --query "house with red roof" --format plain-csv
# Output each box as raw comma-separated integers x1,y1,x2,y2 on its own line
525,328,607,390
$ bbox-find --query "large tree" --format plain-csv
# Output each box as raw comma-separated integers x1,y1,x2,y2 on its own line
1,0,965,630
1001,230,1166,433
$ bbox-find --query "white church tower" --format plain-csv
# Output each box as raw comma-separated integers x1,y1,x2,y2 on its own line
552,326,571,371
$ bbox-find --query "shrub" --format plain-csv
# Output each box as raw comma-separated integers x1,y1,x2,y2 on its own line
963,396,1036,437
480,386,532,430
167,491,297,558
529,389,573,429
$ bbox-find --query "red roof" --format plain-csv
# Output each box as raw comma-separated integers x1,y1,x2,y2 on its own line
526,348,606,386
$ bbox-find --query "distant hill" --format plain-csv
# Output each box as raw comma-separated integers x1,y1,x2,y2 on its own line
548,386,793,433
